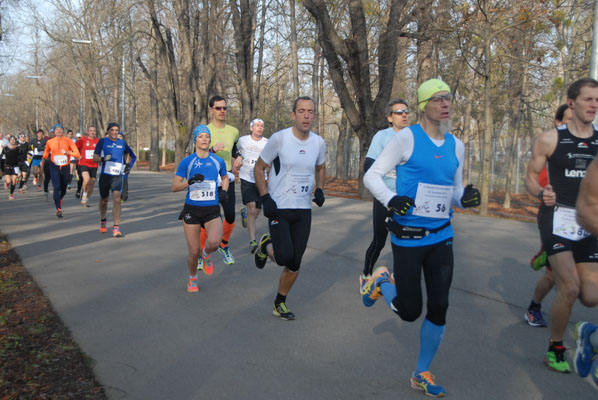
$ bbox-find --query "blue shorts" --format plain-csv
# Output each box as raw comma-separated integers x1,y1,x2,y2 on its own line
32,158,42,167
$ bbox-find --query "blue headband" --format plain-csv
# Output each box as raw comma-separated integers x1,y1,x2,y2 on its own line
52,123,64,131
192,124,211,143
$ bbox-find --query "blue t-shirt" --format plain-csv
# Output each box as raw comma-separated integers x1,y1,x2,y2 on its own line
392,124,459,247
176,153,227,207
366,127,398,191
94,138,135,176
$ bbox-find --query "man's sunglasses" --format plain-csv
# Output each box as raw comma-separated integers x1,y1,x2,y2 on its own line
391,109,409,115
420,93,453,104
213,106,227,111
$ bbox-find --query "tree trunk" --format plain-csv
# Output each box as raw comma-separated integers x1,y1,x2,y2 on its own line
479,34,493,216
150,40,160,172
290,0,300,99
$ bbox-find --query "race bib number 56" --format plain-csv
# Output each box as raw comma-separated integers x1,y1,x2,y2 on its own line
412,183,453,219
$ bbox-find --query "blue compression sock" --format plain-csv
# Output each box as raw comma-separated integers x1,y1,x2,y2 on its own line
415,318,445,374
379,281,397,310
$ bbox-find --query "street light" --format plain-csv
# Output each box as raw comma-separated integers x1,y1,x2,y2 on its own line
71,39,92,134
26,75,41,130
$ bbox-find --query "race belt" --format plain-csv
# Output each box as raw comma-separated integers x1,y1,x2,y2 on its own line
385,219,451,240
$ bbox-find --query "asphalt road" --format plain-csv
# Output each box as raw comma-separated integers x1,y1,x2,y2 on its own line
1,171,597,399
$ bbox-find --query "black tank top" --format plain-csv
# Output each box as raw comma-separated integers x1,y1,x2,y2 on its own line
31,138,46,158
547,125,598,207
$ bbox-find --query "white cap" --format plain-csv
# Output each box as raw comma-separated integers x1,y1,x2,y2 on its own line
250,118,264,128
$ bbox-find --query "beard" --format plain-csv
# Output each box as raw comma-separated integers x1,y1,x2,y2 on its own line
439,119,452,133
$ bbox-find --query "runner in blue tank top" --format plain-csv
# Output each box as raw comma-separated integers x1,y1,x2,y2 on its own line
172,124,229,293
363,79,480,397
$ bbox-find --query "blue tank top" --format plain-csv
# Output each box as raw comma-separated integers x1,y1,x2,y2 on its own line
392,124,459,247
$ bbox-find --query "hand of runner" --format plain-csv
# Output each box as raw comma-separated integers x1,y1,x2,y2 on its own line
187,174,204,185
261,193,278,219
540,184,556,206
388,195,414,216
312,188,325,207
123,163,131,175
461,184,481,208
101,154,112,162
218,188,228,204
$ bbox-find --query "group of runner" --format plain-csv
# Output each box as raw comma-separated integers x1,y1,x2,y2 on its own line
1,122,135,236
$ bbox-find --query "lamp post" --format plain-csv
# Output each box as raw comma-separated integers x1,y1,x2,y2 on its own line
71,39,92,135
26,75,41,130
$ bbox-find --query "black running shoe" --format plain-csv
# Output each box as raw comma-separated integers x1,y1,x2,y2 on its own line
254,233,271,269
273,302,295,320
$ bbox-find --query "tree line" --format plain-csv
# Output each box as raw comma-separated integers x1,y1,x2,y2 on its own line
0,0,595,214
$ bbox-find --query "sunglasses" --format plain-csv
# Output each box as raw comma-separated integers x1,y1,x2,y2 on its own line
391,109,409,115
420,93,453,104
213,106,227,111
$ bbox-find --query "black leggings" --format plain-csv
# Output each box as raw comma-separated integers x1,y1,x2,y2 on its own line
363,199,390,275
43,161,51,192
269,209,312,272
221,180,236,224
390,239,454,326
49,163,70,209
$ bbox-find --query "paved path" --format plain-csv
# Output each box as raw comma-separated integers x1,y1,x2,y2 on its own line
1,171,597,399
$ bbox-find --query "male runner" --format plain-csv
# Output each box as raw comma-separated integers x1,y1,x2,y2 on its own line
524,77,598,373
76,126,99,206
525,104,572,327
253,96,326,320
66,129,77,190
30,129,47,191
363,79,480,397
206,95,240,265
43,128,56,198
41,124,81,218
234,118,269,253
573,158,598,382
93,122,135,237
360,98,410,288
1,136,20,199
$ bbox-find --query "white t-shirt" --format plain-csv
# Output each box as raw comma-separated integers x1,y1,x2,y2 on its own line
238,135,268,183
259,127,326,209
0,138,8,159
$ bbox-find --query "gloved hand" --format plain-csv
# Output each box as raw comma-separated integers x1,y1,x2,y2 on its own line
188,174,204,185
461,184,480,208
101,154,112,162
261,193,278,219
123,163,131,175
312,188,325,207
388,195,414,216
218,187,228,204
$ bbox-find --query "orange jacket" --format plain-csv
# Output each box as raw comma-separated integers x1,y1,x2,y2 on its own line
42,136,81,168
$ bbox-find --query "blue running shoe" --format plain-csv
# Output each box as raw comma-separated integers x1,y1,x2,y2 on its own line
218,246,235,265
591,358,598,386
241,206,247,228
362,266,389,307
410,371,445,397
574,321,597,377
525,309,547,327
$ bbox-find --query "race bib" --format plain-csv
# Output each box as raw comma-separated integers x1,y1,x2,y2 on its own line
85,150,94,160
283,173,312,197
53,155,68,166
14,166,21,175
189,180,216,201
553,205,590,241
412,183,453,219
104,160,123,175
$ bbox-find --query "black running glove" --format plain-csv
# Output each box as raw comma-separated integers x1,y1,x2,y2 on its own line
388,195,414,216
218,187,228,205
313,188,325,207
461,184,481,208
187,174,204,185
123,163,131,175
261,193,278,219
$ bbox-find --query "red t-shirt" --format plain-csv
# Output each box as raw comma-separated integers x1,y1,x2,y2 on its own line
76,137,99,168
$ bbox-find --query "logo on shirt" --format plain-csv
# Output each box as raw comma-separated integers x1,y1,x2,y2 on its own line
184,213,192,221
578,142,589,149
560,138,574,144
299,150,306,155
434,155,443,159
565,168,585,178
552,243,565,250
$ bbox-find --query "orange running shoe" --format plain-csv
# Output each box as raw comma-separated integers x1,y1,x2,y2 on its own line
100,219,107,233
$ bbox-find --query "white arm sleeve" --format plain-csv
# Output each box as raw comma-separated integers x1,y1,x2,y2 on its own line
363,128,414,206
451,138,466,208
